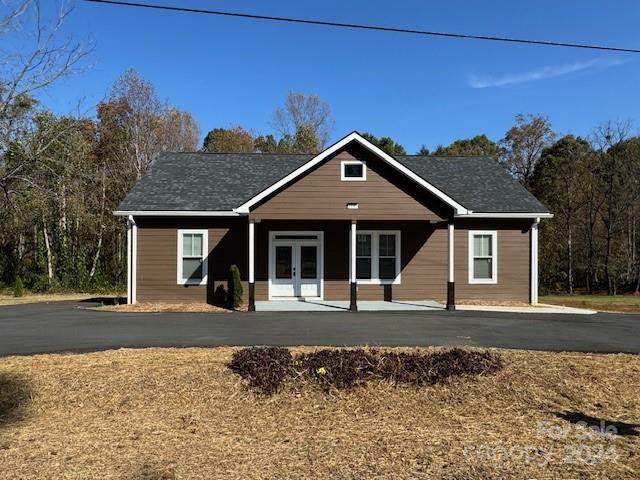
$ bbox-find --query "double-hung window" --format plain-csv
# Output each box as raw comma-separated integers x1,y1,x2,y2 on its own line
178,229,208,285
468,231,497,284
354,231,401,284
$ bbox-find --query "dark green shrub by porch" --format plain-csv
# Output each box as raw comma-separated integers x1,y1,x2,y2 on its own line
13,276,24,297
228,265,243,308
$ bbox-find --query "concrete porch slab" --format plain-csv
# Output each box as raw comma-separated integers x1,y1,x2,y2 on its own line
254,299,445,312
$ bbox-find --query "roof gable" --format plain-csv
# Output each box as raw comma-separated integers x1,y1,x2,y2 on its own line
235,132,469,214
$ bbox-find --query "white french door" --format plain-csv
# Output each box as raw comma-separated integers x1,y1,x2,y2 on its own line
269,232,323,299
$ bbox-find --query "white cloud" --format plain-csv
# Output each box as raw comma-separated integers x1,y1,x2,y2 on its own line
468,58,625,89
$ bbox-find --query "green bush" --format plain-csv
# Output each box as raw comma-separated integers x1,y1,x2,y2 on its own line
227,264,243,309
13,276,24,297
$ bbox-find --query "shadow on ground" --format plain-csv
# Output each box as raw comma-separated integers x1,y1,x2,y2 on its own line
0,372,31,427
80,297,126,306
556,410,640,437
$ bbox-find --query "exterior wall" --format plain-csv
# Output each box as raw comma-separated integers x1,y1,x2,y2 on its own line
250,143,452,221
454,219,532,303
133,217,533,305
135,217,248,304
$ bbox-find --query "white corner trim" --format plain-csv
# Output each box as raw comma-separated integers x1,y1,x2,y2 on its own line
235,131,469,214
456,212,553,219
177,229,209,286
131,218,137,303
531,219,539,304
340,159,367,181
114,210,241,217
127,217,132,304
468,230,498,285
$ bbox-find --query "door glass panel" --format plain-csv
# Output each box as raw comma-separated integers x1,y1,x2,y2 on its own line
300,246,317,279
275,246,292,279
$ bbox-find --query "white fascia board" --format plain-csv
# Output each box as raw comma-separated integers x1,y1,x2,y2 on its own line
235,131,469,215
455,212,553,219
113,210,243,217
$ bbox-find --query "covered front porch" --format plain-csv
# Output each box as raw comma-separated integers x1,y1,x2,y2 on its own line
246,219,457,312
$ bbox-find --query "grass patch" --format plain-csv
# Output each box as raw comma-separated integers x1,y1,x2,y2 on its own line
0,347,638,478
0,293,99,306
542,294,640,313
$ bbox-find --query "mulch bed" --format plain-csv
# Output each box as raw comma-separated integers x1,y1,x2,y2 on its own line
0,347,638,479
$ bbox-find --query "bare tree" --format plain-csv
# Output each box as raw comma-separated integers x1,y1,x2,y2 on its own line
592,120,633,294
0,0,91,201
500,114,555,188
161,107,199,152
272,92,334,150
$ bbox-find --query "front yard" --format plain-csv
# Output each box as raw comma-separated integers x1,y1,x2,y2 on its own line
542,294,640,313
1,347,638,479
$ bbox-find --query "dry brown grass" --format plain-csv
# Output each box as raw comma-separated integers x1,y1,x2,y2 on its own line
0,293,96,306
0,347,639,479
94,303,245,313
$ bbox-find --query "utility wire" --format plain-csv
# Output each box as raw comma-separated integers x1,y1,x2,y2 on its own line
83,0,640,54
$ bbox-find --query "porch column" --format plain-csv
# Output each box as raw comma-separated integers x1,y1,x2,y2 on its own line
127,215,137,305
446,221,455,310
349,220,358,312
530,218,539,305
248,220,256,312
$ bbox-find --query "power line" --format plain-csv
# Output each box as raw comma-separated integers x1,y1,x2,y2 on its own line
83,0,640,54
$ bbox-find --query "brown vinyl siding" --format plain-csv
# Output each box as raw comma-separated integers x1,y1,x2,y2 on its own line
454,220,532,303
136,217,248,304
250,143,452,221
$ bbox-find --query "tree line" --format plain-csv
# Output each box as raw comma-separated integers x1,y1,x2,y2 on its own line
1,1,638,296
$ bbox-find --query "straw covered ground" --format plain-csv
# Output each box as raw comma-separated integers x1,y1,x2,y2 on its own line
0,347,639,479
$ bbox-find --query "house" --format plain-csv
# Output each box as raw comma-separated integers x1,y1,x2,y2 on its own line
114,132,552,311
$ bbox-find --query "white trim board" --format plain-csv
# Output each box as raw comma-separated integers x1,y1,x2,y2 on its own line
456,212,553,219
234,131,469,215
114,210,241,217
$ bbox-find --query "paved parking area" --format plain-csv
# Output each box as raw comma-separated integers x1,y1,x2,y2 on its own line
0,299,638,356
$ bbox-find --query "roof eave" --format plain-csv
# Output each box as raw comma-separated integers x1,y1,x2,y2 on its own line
113,210,244,217
454,212,553,219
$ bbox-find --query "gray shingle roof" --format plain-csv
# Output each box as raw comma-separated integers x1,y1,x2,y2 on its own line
396,155,548,213
117,151,549,214
117,152,313,211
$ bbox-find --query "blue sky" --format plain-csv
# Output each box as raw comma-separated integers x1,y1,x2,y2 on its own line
42,0,640,152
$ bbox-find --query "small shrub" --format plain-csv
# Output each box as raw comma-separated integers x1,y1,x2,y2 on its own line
227,265,243,309
228,347,292,395
13,276,24,298
228,347,503,395
295,349,378,390
378,348,503,386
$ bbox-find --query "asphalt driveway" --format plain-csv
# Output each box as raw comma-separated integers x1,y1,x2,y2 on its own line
0,300,638,356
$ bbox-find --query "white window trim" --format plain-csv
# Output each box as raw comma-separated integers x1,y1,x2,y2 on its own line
350,230,401,285
468,230,498,284
340,160,367,181
177,229,208,285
